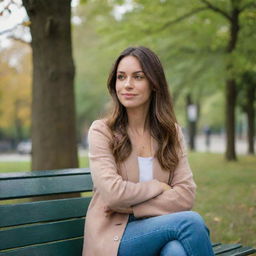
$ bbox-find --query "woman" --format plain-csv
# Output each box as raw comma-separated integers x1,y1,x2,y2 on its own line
82,46,214,256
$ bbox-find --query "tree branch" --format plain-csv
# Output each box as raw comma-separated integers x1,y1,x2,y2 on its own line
200,0,231,20
240,1,256,12
9,35,30,45
0,20,30,35
0,0,11,15
161,6,208,30
0,0,23,15
0,26,19,36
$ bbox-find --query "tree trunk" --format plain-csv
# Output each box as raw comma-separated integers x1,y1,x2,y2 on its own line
23,0,78,170
225,78,237,160
186,94,198,151
246,83,255,154
224,6,240,161
14,100,23,142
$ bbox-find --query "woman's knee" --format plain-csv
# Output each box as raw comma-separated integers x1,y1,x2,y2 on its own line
187,211,205,224
183,211,209,233
166,211,206,230
160,240,187,256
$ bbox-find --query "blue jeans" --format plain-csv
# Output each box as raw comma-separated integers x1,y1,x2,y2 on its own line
117,211,214,256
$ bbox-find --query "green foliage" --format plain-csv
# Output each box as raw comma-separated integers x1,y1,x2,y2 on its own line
0,43,32,140
199,91,225,129
73,0,256,130
236,70,256,111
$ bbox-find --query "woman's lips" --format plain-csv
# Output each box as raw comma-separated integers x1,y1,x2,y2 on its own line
122,93,137,99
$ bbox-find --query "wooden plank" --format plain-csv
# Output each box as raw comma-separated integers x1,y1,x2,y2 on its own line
0,197,91,228
213,243,222,247
0,237,83,256
214,244,242,255
0,174,93,200
0,218,85,250
0,168,90,180
217,246,256,256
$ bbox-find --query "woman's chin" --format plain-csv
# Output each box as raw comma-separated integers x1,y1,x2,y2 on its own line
123,104,138,109
120,101,138,108
120,101,150,110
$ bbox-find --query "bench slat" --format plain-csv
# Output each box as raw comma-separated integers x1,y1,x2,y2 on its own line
214,244,242,254
0,218,85,250
0,174,93,199
0,197,91,228
213,243,222,247
217,246,256,256
0,237,83,256
0,168,90,180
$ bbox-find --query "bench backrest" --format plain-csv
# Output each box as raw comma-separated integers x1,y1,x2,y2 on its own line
0,168,93,256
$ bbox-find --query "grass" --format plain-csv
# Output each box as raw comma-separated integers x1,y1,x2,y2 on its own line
0,152,255,247
189,152,256,247
0,156,89,172
0,161,31,172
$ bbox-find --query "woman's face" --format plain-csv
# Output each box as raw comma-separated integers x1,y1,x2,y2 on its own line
115,56,152,110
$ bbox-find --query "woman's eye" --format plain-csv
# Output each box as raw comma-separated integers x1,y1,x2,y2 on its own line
135,75,144,80
117,75,125,80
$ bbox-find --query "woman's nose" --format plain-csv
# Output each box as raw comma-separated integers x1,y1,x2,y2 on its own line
124,77,133,88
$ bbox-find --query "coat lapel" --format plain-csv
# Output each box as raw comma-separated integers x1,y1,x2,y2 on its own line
122,135,169,183
152,137,169,182
123,150,139,183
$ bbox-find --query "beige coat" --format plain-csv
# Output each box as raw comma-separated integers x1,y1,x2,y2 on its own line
82,119,196,256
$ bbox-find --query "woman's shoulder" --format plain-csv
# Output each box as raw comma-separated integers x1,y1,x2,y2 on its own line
90,118,108,129
174,123,187,155
174,122,183,137
88,118,111,138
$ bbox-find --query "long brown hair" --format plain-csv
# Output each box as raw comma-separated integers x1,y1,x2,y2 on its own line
106,46,181,175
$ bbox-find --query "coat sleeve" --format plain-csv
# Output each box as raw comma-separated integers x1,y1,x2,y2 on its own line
132,125,196,218
88,119,164,209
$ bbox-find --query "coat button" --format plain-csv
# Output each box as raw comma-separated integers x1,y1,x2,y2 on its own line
113,235,119,241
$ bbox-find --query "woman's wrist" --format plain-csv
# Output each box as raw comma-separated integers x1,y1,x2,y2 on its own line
160,182,172,191
107,206,133,214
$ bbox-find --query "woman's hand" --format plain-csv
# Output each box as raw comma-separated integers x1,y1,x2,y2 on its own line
160,182,172,191
104,206,114,217
104,205,133,217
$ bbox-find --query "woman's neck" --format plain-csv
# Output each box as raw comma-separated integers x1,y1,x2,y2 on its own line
126,106,150,135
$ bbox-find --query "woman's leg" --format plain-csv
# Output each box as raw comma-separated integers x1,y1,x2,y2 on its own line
117,211,214,256
160,240,187,256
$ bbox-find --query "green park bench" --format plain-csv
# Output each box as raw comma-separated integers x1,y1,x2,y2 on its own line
0,168,255,256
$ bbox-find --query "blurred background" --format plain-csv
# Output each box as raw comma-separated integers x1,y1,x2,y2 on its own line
0,0,255,247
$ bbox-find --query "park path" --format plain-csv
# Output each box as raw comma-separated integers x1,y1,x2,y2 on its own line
0,135,253,162
193,134,252,155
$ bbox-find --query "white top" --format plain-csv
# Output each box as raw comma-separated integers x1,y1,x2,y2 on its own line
138,156,153,182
